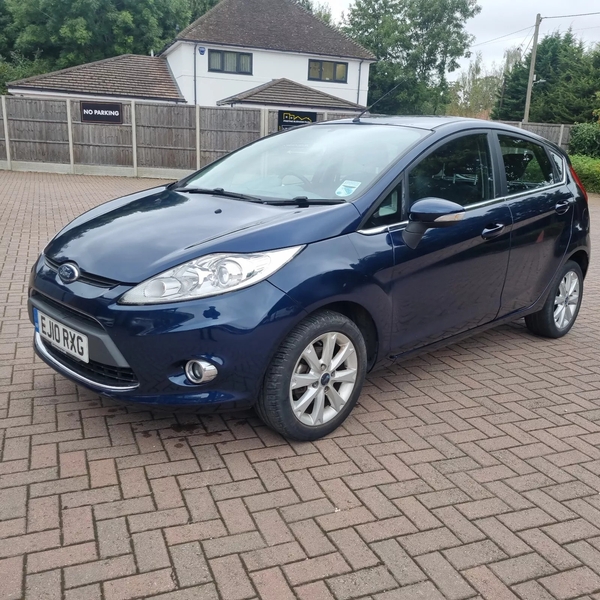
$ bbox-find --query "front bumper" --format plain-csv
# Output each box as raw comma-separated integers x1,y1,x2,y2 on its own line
29,256,305,407
34,331,139,393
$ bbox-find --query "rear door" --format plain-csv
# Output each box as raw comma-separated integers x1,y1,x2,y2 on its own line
495,133,573,315
386,131,513,353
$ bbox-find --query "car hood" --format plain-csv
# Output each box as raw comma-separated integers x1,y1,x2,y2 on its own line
44,186,361,283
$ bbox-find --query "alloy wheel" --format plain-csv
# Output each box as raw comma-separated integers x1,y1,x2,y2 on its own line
554,269,580,330
289,332,358,427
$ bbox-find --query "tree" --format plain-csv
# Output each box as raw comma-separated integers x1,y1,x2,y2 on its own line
343,0,480,114
0,0,236,92
187,0,221,22
0,0,16,57
447,52,503,118
0,51,51,93
593,92,600,122
295,0,334,25
492,31,600,124
6,0,191,68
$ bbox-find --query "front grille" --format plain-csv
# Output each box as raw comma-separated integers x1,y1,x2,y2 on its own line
31,290,102,330
45,256,121,288
42,341,138,387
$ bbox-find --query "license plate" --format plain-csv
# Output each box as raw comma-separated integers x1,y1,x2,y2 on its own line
34,308,89,363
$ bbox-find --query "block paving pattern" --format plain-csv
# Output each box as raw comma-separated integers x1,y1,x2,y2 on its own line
1,170,600,600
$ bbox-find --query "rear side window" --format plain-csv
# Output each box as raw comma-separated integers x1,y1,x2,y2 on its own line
499,135,555,194
408,134,494,208
551,151,565,181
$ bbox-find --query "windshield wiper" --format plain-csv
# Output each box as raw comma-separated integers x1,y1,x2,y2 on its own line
173,187,265,203
174,188,345,207
267,197,346,207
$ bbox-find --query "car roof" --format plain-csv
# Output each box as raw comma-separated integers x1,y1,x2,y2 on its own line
350,115,480,129
330,115,523,131
320,115,564,154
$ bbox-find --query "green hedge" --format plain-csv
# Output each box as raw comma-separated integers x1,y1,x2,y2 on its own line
570,155,600,194
570,123,600,158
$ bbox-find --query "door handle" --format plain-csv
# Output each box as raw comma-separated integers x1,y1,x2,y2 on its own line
555,199,572,215
481,223,505,240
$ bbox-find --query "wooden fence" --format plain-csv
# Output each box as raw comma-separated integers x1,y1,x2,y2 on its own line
0,95,578,179
498,121,573,151
0,96,356,179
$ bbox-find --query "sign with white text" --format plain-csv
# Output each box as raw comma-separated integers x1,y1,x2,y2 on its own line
81,102,123,124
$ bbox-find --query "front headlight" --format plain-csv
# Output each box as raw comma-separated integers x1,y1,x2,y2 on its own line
119,246,304,305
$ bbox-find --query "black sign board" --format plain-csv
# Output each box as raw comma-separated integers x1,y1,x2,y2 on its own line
277,110,318,131
81,102,123,124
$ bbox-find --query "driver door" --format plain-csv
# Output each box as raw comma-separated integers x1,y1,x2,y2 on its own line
387,131,513,353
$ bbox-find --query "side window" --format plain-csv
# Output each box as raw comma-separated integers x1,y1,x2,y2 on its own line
408,134,494,208
550,151,565,181
499,135,554,194
365,184,402,229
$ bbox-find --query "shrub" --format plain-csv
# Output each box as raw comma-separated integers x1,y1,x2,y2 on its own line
0,52,49,94
569,123,600,158
570,155,600,194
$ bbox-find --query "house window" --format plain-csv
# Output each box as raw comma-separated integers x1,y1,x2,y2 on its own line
308,60,348,83
208,50,253,75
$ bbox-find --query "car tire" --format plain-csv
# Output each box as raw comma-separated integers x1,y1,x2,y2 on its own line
256,310,367,441
525,260,583,339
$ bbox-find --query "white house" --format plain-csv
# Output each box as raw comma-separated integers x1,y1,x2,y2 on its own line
163,0,375,107
7,0,375,112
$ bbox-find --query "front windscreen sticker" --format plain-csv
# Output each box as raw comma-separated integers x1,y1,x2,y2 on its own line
335,180,362,197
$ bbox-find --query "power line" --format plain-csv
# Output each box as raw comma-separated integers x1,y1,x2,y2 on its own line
469,12,600,51
519,28,535,50
471,26,533,48
521,28,536,56
470,13,600,53
544,11,600,20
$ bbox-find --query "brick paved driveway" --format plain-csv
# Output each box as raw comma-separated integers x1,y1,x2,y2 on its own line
1,171,600,600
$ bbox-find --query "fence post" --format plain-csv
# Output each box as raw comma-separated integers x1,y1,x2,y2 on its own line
131,100,138,177
518,121,523,129
558,124,565,147
260,108,268,137
66,99,75,174
196,104,201,170
1,96,11,170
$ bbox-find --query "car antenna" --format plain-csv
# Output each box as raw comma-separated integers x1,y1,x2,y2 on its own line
353,82,403,123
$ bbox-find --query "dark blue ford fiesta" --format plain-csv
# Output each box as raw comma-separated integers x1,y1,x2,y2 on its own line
29,116,590,440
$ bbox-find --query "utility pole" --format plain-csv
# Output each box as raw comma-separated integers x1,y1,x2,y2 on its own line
524,13,542,123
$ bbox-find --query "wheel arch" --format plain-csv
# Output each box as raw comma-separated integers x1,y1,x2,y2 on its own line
567,249,590,279
305,301,380,371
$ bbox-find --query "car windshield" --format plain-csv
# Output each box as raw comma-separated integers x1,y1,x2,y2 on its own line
181,124,428,201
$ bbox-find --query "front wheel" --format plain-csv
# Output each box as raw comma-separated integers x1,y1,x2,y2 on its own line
256,310,367,441
525,260,583,338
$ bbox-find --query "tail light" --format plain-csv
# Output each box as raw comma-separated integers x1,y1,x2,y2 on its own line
570,164,588,203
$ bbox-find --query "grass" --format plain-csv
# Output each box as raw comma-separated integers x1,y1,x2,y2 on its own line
570,155,600,194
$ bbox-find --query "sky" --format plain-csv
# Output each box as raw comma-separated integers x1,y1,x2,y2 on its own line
326,0,600,74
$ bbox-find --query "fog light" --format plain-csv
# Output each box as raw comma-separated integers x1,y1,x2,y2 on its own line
185,360,218,384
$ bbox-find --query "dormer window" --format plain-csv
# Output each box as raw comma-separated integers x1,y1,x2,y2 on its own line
209,50,253,75
308,60,348,83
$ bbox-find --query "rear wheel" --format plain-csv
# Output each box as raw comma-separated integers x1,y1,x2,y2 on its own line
525,260,583,338
256,310,367,441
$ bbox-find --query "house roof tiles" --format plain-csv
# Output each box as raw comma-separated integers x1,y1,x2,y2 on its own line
176,0,375,60
218,77,364,111
8,55,185,102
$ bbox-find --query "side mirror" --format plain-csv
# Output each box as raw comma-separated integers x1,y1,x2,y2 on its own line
402,198,465,249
